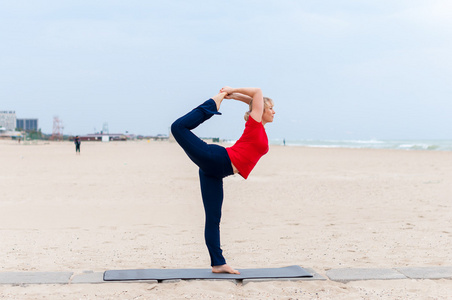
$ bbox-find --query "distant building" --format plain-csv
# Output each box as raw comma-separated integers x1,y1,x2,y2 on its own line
77,133,127,141
17,118,39,131
0,111,16,131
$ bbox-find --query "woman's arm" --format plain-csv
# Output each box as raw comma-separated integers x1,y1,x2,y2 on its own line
224,92,253,104
221,87,264,122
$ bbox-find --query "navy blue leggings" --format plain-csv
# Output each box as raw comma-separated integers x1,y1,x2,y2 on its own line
171,99,234,266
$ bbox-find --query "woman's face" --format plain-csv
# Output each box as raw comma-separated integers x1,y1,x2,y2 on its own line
262,102,275,124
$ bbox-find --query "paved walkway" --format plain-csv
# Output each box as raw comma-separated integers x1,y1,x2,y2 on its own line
0,267,451,285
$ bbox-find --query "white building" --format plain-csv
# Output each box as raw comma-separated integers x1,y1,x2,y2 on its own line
0,111,16,131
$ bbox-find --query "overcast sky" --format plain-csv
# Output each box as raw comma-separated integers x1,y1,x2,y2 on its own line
1,0,451,140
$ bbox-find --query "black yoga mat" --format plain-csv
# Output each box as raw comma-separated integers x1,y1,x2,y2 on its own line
104,265,312,281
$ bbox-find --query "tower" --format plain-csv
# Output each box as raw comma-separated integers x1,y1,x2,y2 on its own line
51,116,63,141
101,122,109,142
102,122,109,134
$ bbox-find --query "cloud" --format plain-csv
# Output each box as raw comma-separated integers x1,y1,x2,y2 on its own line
1,1,451,138
391,0,452,29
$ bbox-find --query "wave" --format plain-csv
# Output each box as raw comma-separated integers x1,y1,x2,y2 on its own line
269,139,452,151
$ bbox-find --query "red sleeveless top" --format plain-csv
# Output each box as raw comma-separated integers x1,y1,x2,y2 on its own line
226,116,269,179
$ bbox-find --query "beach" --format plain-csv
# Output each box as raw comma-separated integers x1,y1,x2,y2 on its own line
0,140,451,299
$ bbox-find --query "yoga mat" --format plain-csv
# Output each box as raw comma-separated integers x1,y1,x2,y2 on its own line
103,265,312,281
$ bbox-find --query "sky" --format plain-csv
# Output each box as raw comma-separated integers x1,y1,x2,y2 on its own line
1,0,451,141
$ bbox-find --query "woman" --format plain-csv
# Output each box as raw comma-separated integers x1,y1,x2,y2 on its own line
170,86,275,274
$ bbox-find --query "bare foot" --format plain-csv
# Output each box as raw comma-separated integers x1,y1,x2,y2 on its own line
212,264,240,274
211,92,228,111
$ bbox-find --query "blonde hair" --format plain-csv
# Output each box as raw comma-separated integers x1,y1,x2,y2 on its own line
244,97,274,121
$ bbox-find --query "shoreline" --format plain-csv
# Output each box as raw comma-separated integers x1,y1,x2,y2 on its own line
2,138,452,152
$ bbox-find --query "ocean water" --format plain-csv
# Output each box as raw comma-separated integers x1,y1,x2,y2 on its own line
269,139,452,151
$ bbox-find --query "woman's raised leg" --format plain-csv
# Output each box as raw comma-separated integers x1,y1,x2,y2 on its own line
170,93,227,169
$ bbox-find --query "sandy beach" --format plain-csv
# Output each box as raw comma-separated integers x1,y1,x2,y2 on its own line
0,140,451,299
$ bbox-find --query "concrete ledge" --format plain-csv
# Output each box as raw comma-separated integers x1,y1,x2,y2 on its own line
1,267,450,284
396,267,452,279
71,272,105,284
326,268,406,282
0,272,73,285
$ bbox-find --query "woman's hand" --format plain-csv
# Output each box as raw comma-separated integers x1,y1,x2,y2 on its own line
224,92,253,104
220,86,234,95
224,92,238,99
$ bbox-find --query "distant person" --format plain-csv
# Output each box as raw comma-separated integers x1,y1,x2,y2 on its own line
74,136,81,154
171,86,275,274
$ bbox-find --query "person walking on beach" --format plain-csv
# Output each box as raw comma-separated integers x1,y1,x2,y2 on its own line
74,136,81,154
171,86,275,274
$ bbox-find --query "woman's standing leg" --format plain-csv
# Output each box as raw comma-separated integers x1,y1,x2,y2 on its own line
199,168,239,274
199,169,226,266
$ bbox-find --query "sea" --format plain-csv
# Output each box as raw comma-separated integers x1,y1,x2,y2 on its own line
267,139,452,151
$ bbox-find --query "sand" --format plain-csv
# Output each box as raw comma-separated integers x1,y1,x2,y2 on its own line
0,140,451,299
